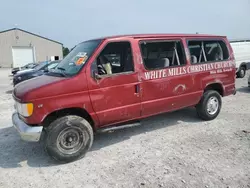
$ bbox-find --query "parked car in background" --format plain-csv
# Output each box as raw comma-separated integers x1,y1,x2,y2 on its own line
12,34,236,163
13,60,60,86
11,62,38,75
230,39,250,78
248,75,250,87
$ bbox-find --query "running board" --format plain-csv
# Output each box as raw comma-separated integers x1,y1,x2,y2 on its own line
97,122,141,133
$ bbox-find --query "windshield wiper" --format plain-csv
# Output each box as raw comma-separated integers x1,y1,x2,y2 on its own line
55,67,68,77
57,67,66,71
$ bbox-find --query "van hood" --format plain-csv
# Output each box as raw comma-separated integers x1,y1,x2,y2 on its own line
13,75,66,101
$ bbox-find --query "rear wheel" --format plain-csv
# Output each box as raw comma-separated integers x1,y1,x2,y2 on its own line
237,66,246,78
44,115,93,163
196,90,222,121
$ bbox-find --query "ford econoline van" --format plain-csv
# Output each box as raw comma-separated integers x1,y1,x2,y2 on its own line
12,34,236,162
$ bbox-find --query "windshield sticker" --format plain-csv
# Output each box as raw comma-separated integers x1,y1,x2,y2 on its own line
72,52,88,66
76,52,87,57
75,56,88,65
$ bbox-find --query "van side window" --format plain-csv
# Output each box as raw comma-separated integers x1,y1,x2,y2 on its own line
140,41,186,70
95,42,134,75
188,40,229,64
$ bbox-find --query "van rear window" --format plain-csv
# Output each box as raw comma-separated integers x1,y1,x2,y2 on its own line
187,40,229,64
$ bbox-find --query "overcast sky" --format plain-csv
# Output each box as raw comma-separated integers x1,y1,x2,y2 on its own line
0,0,249,48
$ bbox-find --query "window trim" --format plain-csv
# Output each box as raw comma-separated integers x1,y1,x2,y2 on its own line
186,38,230,65
91,40,135,79
96,70,135,79
138,39,187,71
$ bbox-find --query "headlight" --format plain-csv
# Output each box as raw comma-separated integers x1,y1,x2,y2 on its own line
17,76,22,80
15,102,33,117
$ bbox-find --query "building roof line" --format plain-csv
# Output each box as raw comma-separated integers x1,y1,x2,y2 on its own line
0,28,63,45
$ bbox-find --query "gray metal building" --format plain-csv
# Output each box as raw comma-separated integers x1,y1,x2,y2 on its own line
0,28,63,68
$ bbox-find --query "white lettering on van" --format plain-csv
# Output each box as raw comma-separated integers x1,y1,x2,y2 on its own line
144,72,151,80
163,70,167,77
143,61,235,80
151,71,156,79
168,69,174,76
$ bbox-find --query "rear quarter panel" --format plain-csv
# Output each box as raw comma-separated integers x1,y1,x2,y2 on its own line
184,37,236,97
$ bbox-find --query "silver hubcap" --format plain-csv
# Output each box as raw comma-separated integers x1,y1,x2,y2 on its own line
207,96,219,115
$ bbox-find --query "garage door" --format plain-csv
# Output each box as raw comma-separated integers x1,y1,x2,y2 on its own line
12,47,35,68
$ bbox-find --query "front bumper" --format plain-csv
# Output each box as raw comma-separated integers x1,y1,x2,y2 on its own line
12,112,43,142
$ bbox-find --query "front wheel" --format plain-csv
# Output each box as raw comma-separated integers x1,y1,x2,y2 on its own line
196,90,222,121
44,115,94,163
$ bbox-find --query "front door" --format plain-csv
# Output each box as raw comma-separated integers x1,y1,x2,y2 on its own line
86,40,141,126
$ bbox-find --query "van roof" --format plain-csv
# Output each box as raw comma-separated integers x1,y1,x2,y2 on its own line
91,33,226,41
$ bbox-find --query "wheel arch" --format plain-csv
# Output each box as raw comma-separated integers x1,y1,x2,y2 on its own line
204,82,224,96
42,107,96,131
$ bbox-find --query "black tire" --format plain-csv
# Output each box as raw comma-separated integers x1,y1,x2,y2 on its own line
237,66,246,78
44,115,94,163
196,90,222,121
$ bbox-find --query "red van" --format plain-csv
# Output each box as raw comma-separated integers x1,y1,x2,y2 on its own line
12,34,236,162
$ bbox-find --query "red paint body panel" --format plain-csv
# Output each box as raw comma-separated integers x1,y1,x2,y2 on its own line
87,73,141,126
14,74,98,126
12,34,236,129
14,75,66,101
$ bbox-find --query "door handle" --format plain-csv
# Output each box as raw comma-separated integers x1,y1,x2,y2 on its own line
135,84,140,93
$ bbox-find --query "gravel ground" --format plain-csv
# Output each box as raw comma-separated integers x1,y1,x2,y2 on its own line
0,68,249,188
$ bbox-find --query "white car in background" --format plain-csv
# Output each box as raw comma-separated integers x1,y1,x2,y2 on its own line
230,39,250,78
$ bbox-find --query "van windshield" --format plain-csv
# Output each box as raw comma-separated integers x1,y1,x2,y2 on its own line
55,39,102,76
